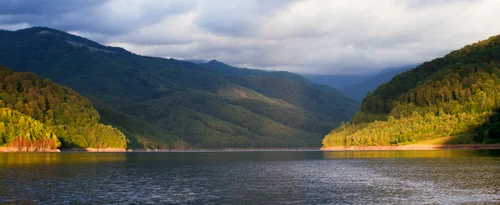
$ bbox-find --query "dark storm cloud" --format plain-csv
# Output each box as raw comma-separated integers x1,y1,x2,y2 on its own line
0,0,110,32
0,0,105,15
0,0,197,35
0,0,499,74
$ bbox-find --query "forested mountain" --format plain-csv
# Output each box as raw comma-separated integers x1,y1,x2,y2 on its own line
340,65,415,101
0,27,359,149
201,60,312,85
0,66,126,149
323,35,500,147
184,59,208,64
199,60,357,119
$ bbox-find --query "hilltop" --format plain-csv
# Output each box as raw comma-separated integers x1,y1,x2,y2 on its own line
0,27,359,149
0,66,127,151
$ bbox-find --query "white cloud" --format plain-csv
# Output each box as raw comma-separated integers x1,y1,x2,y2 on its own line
0,22,30,31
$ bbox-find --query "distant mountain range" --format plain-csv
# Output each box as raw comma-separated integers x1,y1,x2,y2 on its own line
339,65,416,101
0,27,359,149
302,74,368,89
191,60,415,102
303,65,416,101
184,59,208,64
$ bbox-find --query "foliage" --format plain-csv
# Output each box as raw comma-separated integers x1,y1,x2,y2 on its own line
0,107,60,150
0,66,127,148
0,27,359,148
324,34,500,147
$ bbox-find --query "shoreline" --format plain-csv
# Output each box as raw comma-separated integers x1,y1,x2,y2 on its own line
2,144,500,153
62,148,321,152
0,147,61,152
1,147,322,153
60,148,129,152
321,144,500,151
0,147,129,153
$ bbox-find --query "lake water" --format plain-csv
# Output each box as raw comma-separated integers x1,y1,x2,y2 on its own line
1,150,499,204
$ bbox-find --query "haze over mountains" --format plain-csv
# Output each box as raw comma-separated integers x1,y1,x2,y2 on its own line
338,65,416,101
0,27,359,149
191,59,416,102
304,65,416,101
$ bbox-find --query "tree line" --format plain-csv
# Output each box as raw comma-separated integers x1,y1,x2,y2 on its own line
324,34,500,147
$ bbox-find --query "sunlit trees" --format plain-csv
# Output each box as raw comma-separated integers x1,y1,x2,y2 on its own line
0,108,60,151
0,27,360,148
0,66,127,149
324,34,500,147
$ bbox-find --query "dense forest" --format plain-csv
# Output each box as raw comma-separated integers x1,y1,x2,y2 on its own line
0,27,359,149
0,107,60,151
324,34,500,147
199,60,357,127
0,66,127,149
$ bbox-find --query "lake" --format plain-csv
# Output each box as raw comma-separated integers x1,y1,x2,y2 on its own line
1,150,499,204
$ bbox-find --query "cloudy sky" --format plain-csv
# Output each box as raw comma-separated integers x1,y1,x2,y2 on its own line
0,0,499,74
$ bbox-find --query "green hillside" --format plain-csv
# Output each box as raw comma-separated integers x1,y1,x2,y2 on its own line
0,107,60,151
200,60,358,131
0,66,127,149
0,27,359,149
324,34,500,147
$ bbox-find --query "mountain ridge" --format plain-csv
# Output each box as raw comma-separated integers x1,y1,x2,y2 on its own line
0,26,359,149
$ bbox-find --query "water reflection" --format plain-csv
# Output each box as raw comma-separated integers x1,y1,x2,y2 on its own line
0,153,126,166
124,151,324,165
322,150,500,159
0,151,499,204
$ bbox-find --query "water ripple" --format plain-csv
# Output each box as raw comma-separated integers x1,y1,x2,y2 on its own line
0,151,499,204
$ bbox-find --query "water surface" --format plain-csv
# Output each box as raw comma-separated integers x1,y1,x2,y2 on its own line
1,150,499,204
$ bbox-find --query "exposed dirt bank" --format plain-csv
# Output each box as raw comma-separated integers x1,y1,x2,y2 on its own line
60,148,174,152
0,147,60,152
59,148,128,152
6,145,498,152
0,147,127,152
60,148,319,152
321,144,500,151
